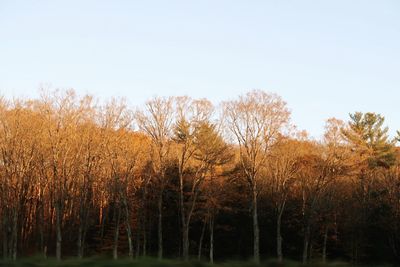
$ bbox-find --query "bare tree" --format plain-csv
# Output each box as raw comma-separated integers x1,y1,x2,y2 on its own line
135,97,174,259
36,90,92,260
266,135,303,262
297,128,349,264
223,90,290,263
0,100,42,260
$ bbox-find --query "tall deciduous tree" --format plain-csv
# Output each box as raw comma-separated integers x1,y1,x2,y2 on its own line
135,97,174,259
266,135,303,262
223,90,290,263
38,90,89,261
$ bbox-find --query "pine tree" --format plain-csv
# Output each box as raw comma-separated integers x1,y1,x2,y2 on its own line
342,112,396,169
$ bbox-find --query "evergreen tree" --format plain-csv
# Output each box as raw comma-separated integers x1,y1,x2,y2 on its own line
342,112,396,168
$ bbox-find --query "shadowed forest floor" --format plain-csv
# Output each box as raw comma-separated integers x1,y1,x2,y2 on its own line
0,257,389,267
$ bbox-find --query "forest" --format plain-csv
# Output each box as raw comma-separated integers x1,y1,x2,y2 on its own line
0,89,399,265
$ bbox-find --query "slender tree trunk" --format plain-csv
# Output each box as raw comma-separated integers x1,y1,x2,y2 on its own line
197,219,207,260
83,227,88,257
277,209,283,263
142,219,147,257
135,210,141,259
157,194,163,260
126,223,133,259
100,206,107,244
77,204,85,259
142,185,148,257
122,197,134,259
302,224,310,264
209,215,214,264
38,200,45,258
178,210,182,258
77,202,90,259
55,202,62,261
179,171,190,261
322,226,328,263
252,185,260,264
77,224,83,259
11,210,17,260
113,208,121,260
183,225,189,261
76,204,84,259
2,214,8,259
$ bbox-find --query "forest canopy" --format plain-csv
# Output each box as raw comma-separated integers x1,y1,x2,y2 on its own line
0,89,399,264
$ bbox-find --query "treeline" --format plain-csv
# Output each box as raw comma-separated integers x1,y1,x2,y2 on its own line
0,89,399,264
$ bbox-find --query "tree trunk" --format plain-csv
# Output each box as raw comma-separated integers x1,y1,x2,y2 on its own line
209,215,214,264
252,185,260,263
142,220,147,256
277,209,283,263
2,214,8,259
55,203,62,261
38,200,45,258
77,205,83,259
82,224,88,258
77,206,85,260
126,220,133,259
122,198,134,259
113,208,120,260
135,213,141,259
182,225,189,261
302,224,310,264
142,185,148,257
179,170,190,261
157,194,163,260
11,210,17,260
77,224,83,259
197,219,206,260
322,226,328,263
100,206,107,244
77,203,90,259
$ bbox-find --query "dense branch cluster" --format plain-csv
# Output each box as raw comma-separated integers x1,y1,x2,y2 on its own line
0,89,399,264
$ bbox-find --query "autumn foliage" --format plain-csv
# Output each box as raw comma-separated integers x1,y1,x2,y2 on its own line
0,89,399,265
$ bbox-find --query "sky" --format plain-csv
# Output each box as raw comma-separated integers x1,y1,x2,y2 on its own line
1,0,400,138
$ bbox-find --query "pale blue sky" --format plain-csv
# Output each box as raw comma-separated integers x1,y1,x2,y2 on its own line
1,0,399,138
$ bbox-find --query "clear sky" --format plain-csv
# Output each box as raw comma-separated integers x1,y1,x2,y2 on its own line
1,0,399,138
